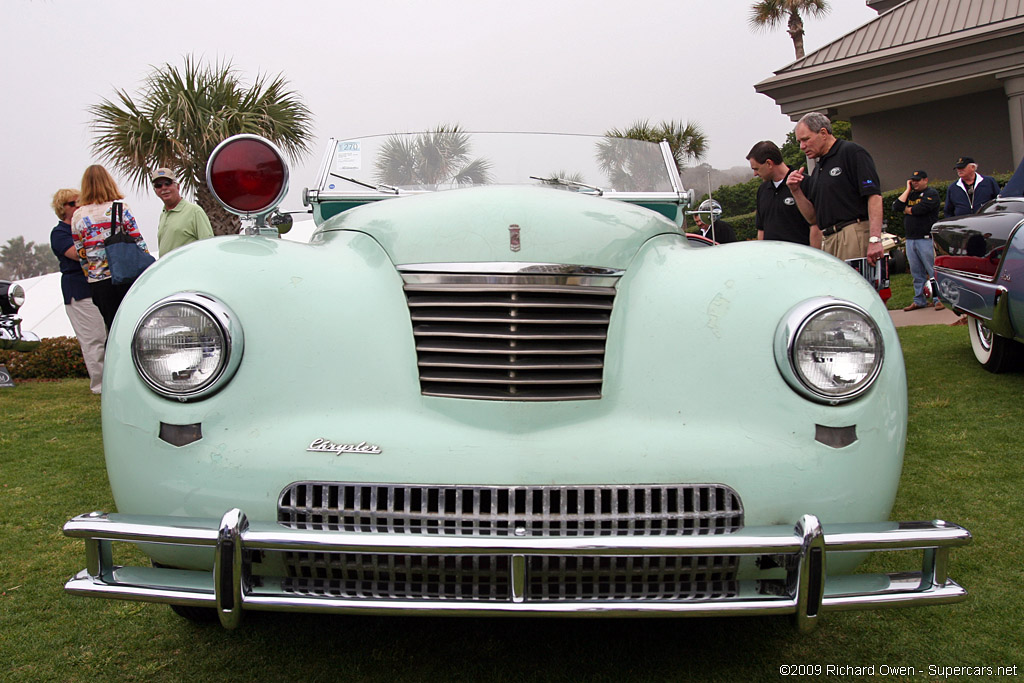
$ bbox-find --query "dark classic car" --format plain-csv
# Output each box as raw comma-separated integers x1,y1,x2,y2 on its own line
62,132,970,631
932,157,1024,372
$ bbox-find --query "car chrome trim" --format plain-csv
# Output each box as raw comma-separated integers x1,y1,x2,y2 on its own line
63,511,970,630
311,189,686,203
933,271,1016,338
399,262,623,277
934,266,996,282
792,514,826,632
131,292,244,402
214,508,247,629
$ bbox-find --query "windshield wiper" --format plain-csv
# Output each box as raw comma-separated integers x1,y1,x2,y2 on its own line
529,175,604,196
329,172,400,195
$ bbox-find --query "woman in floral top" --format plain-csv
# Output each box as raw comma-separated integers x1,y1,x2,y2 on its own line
71,165,150,332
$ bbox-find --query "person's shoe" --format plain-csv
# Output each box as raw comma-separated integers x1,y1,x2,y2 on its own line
903,303,925,311
934,301,945,310
950,315,968,326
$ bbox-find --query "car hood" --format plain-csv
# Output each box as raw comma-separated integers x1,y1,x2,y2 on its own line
311,185,681,269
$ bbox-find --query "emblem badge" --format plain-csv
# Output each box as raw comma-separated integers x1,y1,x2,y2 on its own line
784,197,796,205
307,438,382,455
509,224,521,252
829,167,843,177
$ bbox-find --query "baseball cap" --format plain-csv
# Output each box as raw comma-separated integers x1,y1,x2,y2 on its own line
954,157,975,169
909,170,928,180
150,167,178,184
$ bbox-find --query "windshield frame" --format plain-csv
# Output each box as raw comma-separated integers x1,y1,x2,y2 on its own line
309,131,687,204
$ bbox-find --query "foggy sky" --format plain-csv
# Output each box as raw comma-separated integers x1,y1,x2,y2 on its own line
0,0,877,250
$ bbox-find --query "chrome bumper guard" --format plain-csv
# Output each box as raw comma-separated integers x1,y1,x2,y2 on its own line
63,510,970,631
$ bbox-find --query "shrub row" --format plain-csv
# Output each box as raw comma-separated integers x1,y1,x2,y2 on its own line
0,336,88,379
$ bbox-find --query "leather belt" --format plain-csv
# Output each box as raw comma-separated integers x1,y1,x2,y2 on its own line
822,218,865,237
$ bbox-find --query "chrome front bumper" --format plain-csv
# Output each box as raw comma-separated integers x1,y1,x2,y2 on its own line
63,510,970,631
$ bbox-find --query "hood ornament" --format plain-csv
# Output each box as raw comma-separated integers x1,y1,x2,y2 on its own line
509,224,521,252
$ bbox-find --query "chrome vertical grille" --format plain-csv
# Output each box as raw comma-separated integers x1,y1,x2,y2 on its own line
278,483,744,536
276,483,744,602
400,268,620,401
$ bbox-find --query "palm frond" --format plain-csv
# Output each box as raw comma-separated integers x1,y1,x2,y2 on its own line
89,54,313,196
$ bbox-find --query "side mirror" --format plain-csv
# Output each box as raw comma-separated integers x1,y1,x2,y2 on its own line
267,211,293,235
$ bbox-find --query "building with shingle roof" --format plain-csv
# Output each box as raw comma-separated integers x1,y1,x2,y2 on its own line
756,0,1024,189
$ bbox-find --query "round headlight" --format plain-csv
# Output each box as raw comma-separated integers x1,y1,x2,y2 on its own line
132,293,243,401
775,298,884,404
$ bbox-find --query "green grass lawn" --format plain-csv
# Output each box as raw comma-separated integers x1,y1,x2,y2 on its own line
886,272,914,310
2,324,1022,682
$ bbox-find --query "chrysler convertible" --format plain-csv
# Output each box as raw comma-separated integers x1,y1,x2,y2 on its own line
63,131,969,630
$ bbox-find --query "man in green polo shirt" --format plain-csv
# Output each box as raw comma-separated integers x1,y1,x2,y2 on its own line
151,167,214,255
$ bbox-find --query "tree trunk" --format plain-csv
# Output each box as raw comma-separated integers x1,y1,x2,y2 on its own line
788,10,806,60
195,183,241,236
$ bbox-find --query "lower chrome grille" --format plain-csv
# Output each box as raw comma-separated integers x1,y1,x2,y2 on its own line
281,553,738,602
278,483,744,535
277,482,744,602
401,269,619,401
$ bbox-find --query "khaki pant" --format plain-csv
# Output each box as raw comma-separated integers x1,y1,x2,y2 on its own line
823,220,870,261
66,297,106,394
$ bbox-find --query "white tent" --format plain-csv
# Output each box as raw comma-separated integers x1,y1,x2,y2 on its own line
16,220,316,339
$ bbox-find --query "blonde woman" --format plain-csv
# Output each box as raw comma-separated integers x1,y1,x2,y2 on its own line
49,187,106,393
70,165,149,331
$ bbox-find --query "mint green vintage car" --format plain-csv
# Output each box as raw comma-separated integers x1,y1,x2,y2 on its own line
64,132,969,630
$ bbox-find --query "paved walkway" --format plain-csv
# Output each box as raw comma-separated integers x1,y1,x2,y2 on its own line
889,305,963,328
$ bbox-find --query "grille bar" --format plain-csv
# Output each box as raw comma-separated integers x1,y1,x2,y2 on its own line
403,270,618,401
418,356,605,370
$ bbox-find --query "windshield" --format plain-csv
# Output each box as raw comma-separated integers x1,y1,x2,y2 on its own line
318,131,680,195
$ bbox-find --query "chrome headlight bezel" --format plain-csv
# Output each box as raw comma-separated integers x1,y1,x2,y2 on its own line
131,292,243,401
774,297,884,405
2,281,25,314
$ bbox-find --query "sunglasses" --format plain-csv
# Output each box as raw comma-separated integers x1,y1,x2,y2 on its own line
153,180,174,188
65,200,77,207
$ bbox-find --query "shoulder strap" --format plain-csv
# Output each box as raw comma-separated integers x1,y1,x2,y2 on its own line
111,201,123,234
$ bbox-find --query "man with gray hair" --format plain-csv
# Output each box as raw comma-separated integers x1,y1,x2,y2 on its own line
786,112,884,264
944,156,1001,217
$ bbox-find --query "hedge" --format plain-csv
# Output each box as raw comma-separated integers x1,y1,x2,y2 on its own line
0,336,88,379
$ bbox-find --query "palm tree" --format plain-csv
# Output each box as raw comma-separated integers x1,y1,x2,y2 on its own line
0,237,57,279
90,55,314,235
749,0,831,61
598,120,707,191
374,125,492,188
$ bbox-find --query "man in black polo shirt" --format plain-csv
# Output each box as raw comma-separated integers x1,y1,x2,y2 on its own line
746,140,814,247
786,112,884,264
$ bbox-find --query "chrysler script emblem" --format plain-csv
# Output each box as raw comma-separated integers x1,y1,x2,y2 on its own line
509,224,521,252
307,438,382,455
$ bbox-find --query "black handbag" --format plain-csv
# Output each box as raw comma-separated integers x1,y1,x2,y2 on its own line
103,201,155,285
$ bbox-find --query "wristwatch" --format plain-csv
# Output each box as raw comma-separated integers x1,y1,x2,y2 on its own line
868,236,882,244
